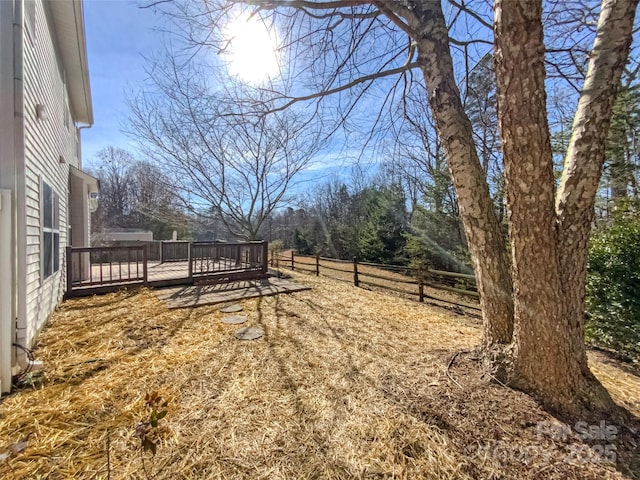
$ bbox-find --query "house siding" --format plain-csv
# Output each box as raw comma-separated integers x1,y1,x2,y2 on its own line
20,0,81,347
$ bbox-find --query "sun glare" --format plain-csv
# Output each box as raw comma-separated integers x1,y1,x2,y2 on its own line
225,14,280,84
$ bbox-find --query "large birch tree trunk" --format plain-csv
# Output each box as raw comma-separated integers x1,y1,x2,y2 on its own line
556,0,639,374
390,1,515,349
494,0,638,412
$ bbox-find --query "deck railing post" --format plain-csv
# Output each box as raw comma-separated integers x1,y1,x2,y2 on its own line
142,245,148,285
159,241,164,264
353,257,359,287
188,242,193,279
262,241,268,273
66,246,73,295
315,254,320,276
291,250,295,271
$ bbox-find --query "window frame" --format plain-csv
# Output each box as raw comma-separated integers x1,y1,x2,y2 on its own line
41,179,60,280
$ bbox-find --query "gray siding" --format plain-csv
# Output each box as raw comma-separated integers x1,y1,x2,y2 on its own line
21,0,81,346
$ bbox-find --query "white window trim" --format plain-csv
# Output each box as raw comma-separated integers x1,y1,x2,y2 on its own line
41,178,60,281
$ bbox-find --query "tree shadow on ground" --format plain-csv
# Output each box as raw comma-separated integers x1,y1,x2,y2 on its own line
591,349,640,379
382,350,640,480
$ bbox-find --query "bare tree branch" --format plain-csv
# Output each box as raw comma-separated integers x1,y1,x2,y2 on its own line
266,63,420,113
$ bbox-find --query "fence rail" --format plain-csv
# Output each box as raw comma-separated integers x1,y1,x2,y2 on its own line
104,240,194,263
272,251,480,311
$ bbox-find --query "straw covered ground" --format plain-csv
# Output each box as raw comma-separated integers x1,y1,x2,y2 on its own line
1,272,639,479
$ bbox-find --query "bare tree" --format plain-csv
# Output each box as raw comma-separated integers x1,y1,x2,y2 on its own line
91,147,136,232
91,146,189,241
148,0,638,413
128,57,323,240
390,86,457,217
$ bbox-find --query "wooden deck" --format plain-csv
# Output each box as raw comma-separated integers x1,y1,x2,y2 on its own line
86,260,191,285
65,241,270,298
68,260,269,297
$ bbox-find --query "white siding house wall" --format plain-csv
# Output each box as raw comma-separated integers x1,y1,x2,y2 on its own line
0,0,17,394
20,0,80,348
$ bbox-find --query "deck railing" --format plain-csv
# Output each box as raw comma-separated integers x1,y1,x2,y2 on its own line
65,241,269,297
160,241,190,263
66,245,148,293
189,241,268,277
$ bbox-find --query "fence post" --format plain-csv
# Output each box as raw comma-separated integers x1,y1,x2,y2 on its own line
262,241,269,274
315,254,320,276
419,280,424,302
66,246,73,295
188,242,193,279
353,256,359,287
270,249,274,268
291,250,295,271
142,245,148,286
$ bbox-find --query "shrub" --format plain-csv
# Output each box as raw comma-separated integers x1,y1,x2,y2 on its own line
586,202,640,363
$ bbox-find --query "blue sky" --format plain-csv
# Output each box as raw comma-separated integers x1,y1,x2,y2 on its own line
81,0,368,195
80,0,396,184
82,0,165,165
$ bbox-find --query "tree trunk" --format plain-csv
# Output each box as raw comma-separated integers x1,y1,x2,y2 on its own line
392,0,514,349
494,0,582,411
494,0,637,413
556,0,639,376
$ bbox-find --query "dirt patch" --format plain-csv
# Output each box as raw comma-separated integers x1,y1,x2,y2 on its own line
0,273,638,479
382,351,640,479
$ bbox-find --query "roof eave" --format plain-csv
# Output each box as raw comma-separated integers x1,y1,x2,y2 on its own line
48,0,93,125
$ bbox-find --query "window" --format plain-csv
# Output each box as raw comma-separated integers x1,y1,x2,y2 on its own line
42,181,60,279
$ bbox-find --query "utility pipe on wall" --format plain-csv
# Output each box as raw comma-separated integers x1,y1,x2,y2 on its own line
12,0,28,370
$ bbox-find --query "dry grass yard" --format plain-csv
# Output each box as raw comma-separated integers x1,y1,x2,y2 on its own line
0,272,639,479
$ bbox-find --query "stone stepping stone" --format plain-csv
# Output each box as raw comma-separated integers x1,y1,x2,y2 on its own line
219,304,243,313
221,315,248,325
234,326,264,341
